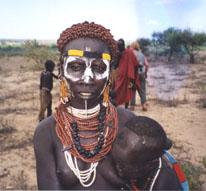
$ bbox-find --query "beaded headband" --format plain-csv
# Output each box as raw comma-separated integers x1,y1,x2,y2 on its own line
67,49,111,61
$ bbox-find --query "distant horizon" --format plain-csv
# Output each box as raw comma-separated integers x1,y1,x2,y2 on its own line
0,38,56,41
0,38,57,45
1,22,206,44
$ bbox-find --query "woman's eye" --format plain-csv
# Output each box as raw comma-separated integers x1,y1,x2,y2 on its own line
67,63,85,72
91,61,107,73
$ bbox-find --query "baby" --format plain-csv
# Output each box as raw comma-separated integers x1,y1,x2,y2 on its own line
112,116,188,190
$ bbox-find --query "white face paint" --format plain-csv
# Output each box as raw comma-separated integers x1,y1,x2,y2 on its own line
63,55,110,83
95,59,110,80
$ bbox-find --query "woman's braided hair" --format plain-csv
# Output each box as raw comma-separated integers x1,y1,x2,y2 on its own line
57,21,118,59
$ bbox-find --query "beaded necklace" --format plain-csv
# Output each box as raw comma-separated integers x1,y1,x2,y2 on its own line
54,101,118,163
54,102,118,187
67,104,100,119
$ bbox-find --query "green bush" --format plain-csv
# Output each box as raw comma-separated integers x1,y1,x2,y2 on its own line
202,156,206,168
0,40,59,69
23,40,59,67
181,161,204,190
0,45,25,57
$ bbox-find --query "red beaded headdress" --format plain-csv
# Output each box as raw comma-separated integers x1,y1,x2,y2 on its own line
57,21,118,60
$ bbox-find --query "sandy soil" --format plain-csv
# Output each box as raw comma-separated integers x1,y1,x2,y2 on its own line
0,56,206,189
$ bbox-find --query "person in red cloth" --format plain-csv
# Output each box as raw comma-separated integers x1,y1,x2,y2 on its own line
114,39,139,108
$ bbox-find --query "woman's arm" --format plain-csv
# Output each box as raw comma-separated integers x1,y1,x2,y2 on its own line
33,118,62,190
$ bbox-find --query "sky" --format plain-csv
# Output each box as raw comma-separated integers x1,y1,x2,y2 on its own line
0,0,206,42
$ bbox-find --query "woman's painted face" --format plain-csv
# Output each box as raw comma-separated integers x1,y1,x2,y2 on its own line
62,38,111,107
64,55,110,83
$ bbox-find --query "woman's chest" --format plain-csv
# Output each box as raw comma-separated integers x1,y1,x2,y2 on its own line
54,143,121,189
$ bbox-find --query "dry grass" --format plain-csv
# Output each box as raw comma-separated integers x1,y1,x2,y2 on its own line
155,96,189,107
196,80,206,108
4,170,31,190
0,137,33,152
198,97,206,108
0,106,38,115
13,171,29,190
0,93,18,103
0,118,16,134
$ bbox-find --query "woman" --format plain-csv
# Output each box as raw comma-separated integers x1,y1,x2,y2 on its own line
34,21,186,190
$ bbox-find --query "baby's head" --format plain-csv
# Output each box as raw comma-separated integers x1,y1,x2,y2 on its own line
112,116,171,180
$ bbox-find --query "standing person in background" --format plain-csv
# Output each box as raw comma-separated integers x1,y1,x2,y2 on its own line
38,60,58,121
114,39,139,108
130,41,149,111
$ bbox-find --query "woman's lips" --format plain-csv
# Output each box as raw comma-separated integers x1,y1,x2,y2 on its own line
78,92,93,99
79,92,92,96
76,84,96,95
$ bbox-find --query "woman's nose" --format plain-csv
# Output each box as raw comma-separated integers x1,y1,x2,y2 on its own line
82,67,94,83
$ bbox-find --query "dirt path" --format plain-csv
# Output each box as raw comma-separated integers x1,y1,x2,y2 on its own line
0,56,206,189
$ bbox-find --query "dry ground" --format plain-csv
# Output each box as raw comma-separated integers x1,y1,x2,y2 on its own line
0,56,206,189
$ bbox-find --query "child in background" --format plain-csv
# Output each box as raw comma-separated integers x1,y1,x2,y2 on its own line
38,60,58,121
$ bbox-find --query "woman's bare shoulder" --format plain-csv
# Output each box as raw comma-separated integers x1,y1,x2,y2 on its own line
34,116,56,143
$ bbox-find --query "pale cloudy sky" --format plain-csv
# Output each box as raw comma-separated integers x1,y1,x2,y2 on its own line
0,0,205,42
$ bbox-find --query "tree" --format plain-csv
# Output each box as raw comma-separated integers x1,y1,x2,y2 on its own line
152,32,164,45
137,38,151,54
152,32,163,57
162,27,182,61
152,28,182,61
180,29,206,63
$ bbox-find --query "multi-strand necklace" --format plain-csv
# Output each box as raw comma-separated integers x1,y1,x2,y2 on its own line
54,101,118,187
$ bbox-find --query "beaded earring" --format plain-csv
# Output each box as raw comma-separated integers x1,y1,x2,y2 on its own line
60,77,71,104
